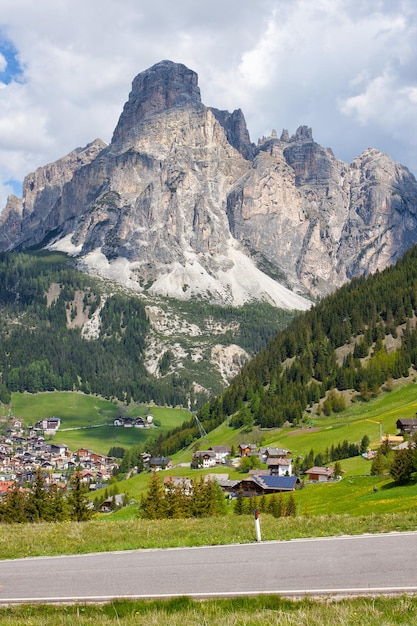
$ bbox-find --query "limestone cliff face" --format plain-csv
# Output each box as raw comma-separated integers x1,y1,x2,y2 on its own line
0,194,23,250
1,61,417,305
227,128,417,297
0,139,107,250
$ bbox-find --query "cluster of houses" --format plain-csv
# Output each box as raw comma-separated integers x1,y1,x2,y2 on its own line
113,414,154,428
192,444,293,475
0,417,119,496
187,442,343,496
2,412,412,511
0,416,177,504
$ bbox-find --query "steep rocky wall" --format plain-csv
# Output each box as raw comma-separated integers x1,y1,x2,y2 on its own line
1,61,417,304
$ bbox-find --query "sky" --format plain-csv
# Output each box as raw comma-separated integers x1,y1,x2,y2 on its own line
0,0,416,211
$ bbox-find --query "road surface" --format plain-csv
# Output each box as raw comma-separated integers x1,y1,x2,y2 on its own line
1,531,417,604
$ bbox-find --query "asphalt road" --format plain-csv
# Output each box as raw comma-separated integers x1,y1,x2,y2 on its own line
1,531,417,604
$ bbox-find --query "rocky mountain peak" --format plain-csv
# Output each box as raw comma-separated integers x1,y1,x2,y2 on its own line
290,125,313,142
1,60,417,308
111,60,202,145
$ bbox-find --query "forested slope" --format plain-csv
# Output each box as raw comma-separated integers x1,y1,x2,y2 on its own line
0,251,296,406
197,244,417,431
0,252,174,404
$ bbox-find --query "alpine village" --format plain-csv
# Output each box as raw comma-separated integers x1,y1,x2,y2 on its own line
1,61,417,533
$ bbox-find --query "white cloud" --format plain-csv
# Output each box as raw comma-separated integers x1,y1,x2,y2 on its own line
238,16,280,90
0,0,416,214
341,68,417,127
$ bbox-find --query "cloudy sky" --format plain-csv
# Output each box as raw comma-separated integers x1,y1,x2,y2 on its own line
1,0,416,210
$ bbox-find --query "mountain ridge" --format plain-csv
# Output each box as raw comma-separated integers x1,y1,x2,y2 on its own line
1,60,417,306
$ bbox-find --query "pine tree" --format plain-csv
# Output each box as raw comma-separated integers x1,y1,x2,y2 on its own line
26,468,51,522
390,448,415,484
286,493,297,517
234,488,245,515
68,471,92,521
0,483,27,523
360,434,370,454
191,477,209,518
140,471,165,519
49,483,69,521
163,478,187,519
268,494,280,517
203,478,227,517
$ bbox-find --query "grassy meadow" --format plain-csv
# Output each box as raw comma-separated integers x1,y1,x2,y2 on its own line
9,392,190,455
198,378,417,461
3,511,417,560
2,595,417,626
4,380,417,516
3,383,417,623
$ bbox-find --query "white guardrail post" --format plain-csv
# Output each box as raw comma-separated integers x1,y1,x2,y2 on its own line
254,507,261,542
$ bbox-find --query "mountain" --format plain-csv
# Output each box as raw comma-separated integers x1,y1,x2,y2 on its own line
1,59,416,305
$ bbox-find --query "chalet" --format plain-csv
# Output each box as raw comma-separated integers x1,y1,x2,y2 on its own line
98,493,124,513
207,473,239,494
34,417,61,435
396,418,417,436
149,456,172,471
192,450,216,468
141,452,152,468
89,452,107,464
163,476,193,495
79,469,96,483
75,449,109,465
0,480,14,498
209,446,230,464
114,416,146,428
238,443,257,457
235,475,300,497
305,466,334,482
262,447,291,460
49,443,69,457
21,451,35,463
75,448,90,459
266,457,292,476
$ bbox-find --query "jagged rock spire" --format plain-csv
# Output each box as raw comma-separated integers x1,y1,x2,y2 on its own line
112,60,202,144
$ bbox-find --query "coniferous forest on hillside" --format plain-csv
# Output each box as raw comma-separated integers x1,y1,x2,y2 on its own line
0,252,169,404
196,244,417,435
0,251,294,408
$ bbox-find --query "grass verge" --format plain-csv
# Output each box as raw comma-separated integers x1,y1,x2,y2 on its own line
0,595,417,625
2,511,417,560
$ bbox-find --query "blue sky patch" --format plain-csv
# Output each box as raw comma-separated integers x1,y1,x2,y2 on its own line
0,31,24,84
5,179,23,197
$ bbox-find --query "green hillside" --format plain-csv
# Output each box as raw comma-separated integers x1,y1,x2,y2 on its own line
98,378,417,519
7,391,191,456
196,243,417,435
